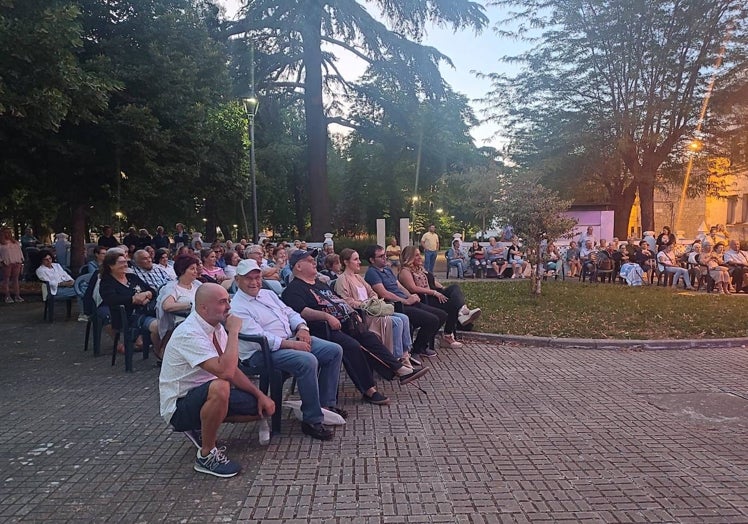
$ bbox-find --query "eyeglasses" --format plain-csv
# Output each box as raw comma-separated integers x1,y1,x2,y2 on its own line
374,254,387,259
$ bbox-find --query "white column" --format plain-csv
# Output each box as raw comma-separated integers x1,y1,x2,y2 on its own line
376,219,386,248
399,218,410,247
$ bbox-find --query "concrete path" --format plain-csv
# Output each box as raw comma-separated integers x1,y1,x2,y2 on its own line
1,301,746,523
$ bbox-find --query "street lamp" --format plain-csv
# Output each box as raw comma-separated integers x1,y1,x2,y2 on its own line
114,211,123,240
243,95,260,243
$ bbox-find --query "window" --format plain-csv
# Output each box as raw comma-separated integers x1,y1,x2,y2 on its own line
743,194,748,223
727,197,738,224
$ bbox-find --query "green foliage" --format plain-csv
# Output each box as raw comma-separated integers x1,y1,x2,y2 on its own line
0,0,116,133
487,0,748,230
462,280,748,339
227,0,489,237
1,0,246,243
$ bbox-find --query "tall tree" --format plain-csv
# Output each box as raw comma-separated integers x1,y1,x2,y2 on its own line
487,0,747,231
226,0,488,238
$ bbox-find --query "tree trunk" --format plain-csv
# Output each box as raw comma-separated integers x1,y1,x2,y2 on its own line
531,243,542,295
71,204,87,273
612,183,638,239
638,177,656,233
301,6,331,239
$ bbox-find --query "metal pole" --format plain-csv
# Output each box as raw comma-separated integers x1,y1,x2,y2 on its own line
249,114,258,243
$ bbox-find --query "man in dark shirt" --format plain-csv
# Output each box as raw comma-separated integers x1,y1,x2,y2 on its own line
153,226,171,250
97,225,120,249
282,249,428,405
363,245,444,358
173,223,191,251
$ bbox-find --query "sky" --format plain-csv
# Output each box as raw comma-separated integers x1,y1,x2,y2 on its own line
216,1,525,149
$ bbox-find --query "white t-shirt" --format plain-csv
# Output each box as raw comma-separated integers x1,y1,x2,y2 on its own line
158,310,225,425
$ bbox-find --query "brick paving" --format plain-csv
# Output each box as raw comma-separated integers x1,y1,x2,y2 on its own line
1,300,747,523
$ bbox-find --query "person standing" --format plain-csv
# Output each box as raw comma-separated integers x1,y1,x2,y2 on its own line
174,223,191,251
420,224,440,274
97,225,120,249
1,227,25,303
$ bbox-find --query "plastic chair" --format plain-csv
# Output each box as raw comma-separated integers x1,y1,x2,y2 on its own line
40,280,74,322
238,334,294,435
111,305,150,372
74,274,105,356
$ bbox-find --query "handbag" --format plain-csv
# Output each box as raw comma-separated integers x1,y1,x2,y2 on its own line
345,313,368,336
360,297,394,317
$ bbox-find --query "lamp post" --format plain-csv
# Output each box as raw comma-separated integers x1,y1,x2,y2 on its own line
114,211,123,241
243,95,260,243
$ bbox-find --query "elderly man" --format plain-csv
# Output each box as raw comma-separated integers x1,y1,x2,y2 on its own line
578,226,596,249
159,283,275,478
282,249,429,406
245,245,284,295
364,244,444,358
231,259,344,441
132,249,174,290
579,239,597,281
723,240,748,292
486,237,507,278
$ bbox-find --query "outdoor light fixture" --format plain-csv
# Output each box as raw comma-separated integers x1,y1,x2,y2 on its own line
243,95,260,243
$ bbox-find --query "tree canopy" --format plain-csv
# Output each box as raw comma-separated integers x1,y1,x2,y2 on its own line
226,0,489,237
486,0,748,235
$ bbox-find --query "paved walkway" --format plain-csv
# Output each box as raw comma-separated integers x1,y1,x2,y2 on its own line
1,301,747,523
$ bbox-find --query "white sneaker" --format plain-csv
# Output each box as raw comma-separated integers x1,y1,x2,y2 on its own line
396,365,414,377
77,313,89,323
459,305,470,316
458,308,481,326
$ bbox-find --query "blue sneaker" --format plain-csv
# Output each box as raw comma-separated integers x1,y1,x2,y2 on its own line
194,447,241,478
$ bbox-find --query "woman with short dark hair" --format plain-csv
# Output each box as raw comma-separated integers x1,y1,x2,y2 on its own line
99,250,160,354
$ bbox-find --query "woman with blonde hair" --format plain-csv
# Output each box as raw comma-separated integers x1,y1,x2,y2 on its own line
335,248,419,369
398,245,481,349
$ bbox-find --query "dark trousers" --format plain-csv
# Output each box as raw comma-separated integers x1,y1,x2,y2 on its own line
730,266,747,291
424,284,465,334
403,302,445,351
327,329,398,393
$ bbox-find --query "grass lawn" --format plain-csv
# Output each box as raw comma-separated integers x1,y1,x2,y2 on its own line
460,280,748,340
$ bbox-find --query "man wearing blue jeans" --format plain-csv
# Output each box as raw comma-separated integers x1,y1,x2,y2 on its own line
420,224,440,274
231,259,345,441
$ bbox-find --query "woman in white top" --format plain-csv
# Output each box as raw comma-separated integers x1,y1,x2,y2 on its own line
156,254,202,340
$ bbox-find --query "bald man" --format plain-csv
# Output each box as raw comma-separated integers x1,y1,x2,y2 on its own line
159,283,275,478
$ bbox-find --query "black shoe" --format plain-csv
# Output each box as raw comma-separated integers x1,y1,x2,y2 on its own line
326,406,348,419
362,391,390,405
409,355,422,367
399,366,430,385
301,422,334,441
